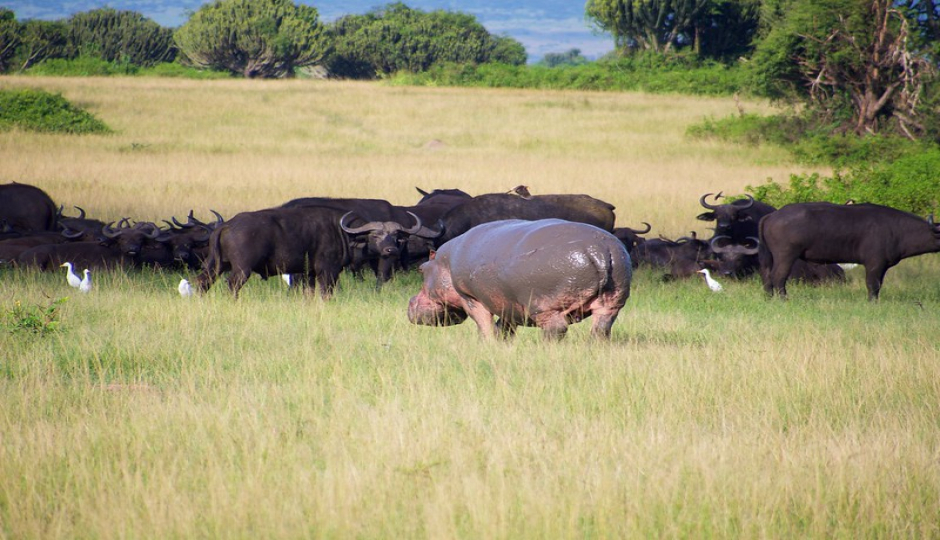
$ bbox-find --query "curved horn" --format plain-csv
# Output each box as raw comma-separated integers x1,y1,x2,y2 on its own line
74,206,86,219
402,211,423,235
143,223,163,239
740,236,761,255
628,222,652,234
61,227,84,239
118,217,131,229
709,235,735,253
699,193,721,210
416,187,430,196
732,194,755,209
209,210,224,226
416,219,445,239
163,220,181,230
339,212,382,235
102,221,122,239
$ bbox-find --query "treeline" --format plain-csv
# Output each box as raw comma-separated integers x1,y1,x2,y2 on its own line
0,1,524,79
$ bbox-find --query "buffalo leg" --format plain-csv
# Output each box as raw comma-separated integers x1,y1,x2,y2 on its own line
768,256,797,299
195,271,217,293
315,265,343,299
226,268,251,298
864,263,889,301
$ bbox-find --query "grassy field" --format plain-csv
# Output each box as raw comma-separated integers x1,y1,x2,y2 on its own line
1,76,939,538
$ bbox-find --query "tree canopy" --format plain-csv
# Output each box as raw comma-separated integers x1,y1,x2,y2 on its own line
748,0,935,137
175,0,330,78
326,2,526,79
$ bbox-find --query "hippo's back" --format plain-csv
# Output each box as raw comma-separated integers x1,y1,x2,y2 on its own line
439,219,631,313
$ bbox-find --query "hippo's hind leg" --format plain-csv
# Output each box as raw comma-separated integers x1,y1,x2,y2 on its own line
589,308,620,339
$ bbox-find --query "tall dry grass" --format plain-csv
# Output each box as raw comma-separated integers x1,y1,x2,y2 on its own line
1,76,938,539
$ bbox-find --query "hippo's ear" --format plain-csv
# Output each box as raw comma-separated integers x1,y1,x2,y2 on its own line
428,250,437,261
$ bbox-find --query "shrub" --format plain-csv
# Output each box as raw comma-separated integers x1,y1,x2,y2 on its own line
3,297,66,336
0,88,111,134
137,62,231,79
748,150,940,215
25,55,138,76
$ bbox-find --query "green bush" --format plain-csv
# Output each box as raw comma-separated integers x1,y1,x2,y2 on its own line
389,57,746,96
137,62,231,79
0,88,110,134
24,55,138,76
748,150,940,215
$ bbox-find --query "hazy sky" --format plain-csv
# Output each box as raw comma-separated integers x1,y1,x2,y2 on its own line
3,1,615,61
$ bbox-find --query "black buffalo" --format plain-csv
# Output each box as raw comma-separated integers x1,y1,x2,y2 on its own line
612,222,652,257
437,193,616,245
759,202,940,300
402,187,472,265
633,234,714,279
283,197,442,282
0,182,58,235
697,193,776,240
196,207,353,298
15,241,131,271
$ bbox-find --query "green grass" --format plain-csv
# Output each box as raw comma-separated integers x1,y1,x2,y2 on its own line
0,76,937,537
2,258,939,538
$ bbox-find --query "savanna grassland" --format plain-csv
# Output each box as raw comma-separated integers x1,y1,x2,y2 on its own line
1,76,939,538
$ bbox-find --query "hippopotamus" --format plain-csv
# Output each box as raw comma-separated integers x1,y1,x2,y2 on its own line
407,219,632,340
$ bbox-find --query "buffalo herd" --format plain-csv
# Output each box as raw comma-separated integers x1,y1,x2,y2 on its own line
3,181,940,334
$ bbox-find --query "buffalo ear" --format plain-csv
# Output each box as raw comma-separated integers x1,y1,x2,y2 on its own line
428,250,437,261
696,212,716,221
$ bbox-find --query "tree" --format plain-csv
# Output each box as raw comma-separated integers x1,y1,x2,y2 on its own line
749,0,935,137
540,48,589,67
67,8,175,66
0,8,19,72
17,20,68,72
585,0,757,57
326,3,526,79
175,0,330,78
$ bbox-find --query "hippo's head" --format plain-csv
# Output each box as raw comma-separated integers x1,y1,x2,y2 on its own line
407,255,468,326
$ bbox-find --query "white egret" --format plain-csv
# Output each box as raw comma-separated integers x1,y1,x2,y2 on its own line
697,268,723,292
281,274,292,287
60,262,82,288
79,269,92,293
178,278,193,297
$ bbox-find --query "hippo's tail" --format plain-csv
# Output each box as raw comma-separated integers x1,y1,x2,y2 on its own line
590,244,631,298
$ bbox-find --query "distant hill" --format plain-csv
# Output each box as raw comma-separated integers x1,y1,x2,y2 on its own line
4,0,614,62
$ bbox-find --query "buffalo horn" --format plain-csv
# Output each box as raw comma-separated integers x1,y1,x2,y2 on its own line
699,193,721,210
732,194,755,209
628,222,652,234
74,206,86,219
403,212,424,235
144,223,163,239
416,219,445,239
709,235,734,253
210,209,224,226
102,221,122,239
61,227,84,239
339,212,383,235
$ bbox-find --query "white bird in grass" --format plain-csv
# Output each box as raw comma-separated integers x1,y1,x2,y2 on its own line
178,278,194,297
697,268,723,292
79,269,92,293
281,274,292,287
60,262,82,288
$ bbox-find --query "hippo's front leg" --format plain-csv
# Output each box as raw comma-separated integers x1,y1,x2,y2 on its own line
460,297,497,339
